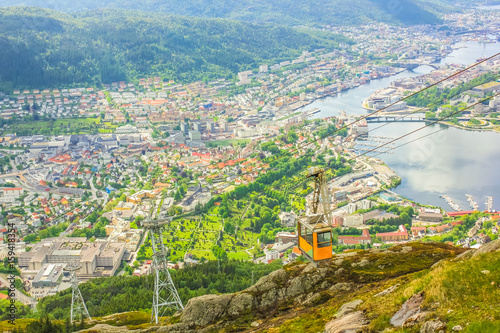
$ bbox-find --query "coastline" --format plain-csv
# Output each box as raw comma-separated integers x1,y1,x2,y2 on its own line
437,120,500,133
294,68,410,114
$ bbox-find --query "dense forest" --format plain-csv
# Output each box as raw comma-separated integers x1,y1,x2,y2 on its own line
0,0,447,26
35,259,283,320
0,7,350,91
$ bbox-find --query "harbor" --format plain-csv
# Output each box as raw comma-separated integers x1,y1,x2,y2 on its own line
301,40,500,211
354,135,397,155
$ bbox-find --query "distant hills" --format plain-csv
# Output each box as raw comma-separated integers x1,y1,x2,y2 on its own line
0,0,451,26
0,0,460,90
0,7,350,90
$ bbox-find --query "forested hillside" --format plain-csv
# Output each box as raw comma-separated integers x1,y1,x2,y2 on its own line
0,0,447,26
36,259,283,320
0,7,350,90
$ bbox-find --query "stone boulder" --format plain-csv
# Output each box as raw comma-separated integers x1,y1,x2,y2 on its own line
329,282,355,293
335,299,363,318
375,284,400,297
180,294,234,327
453,249,474,261
420,319,447,333
402,312,430,328
472,239,500,257
324,311,369,333
390,292,424,327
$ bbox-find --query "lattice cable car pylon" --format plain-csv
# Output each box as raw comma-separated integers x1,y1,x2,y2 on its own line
141,217,184,324
64,264,91,323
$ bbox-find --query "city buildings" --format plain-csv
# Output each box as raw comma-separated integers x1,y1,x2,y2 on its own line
376,225,409,242
18,237,126,278
338,229,371,245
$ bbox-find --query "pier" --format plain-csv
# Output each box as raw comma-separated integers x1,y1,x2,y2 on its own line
465,194,479,211
486,196,493,212
440,194,461,211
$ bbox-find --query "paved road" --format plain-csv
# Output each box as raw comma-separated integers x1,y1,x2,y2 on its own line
89,177,99,201
0,171,26,179
0,276,37,307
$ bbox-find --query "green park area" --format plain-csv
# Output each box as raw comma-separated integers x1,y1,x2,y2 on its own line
1,117,119,136
205,139,250,147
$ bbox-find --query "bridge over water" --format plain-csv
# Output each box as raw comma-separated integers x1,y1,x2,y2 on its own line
396,62,440,70
366,116,426,123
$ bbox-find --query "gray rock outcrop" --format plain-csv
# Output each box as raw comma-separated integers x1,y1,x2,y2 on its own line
375,283,400,297
335,299,363,318
420,319,447,333
390,291,424,327
324,311,369,333
472,239,500,257
175,263,339,330
402,312,430,328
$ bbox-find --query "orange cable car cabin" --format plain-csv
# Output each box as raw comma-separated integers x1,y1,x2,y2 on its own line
298,215,333,262
297,167,333,262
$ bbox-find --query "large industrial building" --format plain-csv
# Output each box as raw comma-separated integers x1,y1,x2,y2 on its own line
32,264,66,288
18,237,126,278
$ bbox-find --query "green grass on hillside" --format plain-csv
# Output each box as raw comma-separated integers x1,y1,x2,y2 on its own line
361,250,500,332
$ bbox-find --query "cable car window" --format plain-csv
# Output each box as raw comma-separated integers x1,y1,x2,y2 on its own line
305,228,313,245
317,231,331,248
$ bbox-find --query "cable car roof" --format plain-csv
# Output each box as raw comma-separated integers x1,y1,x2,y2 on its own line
299,214,331,232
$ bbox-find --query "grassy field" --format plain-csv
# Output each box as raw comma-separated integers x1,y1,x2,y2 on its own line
10,117,100,129
2,117,107,136
0,118,128,136
206,139,250,147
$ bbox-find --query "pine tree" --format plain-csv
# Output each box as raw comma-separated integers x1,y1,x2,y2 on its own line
65,317,71,333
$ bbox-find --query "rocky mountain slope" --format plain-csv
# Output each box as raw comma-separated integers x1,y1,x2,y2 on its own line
7,241,499,332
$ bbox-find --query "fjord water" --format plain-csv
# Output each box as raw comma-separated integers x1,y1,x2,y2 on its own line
302,41,500,210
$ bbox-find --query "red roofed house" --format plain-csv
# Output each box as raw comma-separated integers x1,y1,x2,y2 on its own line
411,227,427,238
3,188,23,198
376,225,409,242
154,182,172,189
338,229,371,245
289,246,302,260
428,224,452,234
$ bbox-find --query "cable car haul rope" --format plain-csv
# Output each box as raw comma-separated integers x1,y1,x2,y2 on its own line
297,167,334,262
